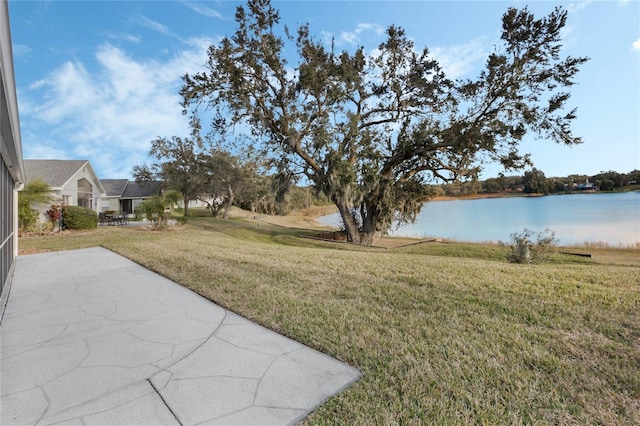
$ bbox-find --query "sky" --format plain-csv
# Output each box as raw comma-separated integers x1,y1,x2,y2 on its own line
7,0,640,181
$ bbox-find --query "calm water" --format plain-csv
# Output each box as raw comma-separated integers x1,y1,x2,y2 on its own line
318,192,640,246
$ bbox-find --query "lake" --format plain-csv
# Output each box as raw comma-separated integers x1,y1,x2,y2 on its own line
317,192,640,246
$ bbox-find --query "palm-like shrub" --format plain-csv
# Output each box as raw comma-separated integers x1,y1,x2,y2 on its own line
18,179,53,232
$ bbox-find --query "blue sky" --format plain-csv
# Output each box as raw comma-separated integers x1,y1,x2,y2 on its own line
8,0,640,180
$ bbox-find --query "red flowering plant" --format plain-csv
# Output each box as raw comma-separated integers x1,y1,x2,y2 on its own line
46,205,62,232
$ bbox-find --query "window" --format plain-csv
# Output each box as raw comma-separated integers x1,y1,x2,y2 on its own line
77,178,92,209
121,199,133,214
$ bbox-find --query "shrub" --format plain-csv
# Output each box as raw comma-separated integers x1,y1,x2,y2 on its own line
18,179,53,232
176,216,188,225
62,206,98,230
19,208,40,233
138,196,168,229
46,205,62,231
503,228,558,264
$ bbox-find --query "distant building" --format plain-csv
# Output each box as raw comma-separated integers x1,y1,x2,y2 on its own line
563,178,598,192
576,178,597,191
101,179,162,214
1,2,26,297
565,178,598,191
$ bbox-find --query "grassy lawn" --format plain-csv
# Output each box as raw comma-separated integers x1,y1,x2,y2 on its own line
19,218,640,424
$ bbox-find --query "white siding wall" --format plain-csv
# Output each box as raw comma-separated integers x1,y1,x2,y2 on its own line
0,1,25,297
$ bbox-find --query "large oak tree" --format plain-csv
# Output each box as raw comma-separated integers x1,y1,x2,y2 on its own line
181,0,587,244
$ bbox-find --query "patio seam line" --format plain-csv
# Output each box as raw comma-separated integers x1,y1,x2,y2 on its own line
34,385,52,426
148,378,183,426
36,379,167,425
153,310,228,383
44,387,153,426
252,348,283,407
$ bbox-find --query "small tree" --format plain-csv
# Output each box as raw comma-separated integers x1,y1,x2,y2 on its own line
198,149,260,219
482,178,502,194
133,134,202,217
18,179,54,232
162,189,182,214
522,168,549,194
138,196,167,228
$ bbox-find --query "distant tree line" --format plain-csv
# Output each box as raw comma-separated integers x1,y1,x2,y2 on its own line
432,168,640,197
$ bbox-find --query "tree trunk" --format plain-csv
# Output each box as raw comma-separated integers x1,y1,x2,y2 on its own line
335,201,361,244
223,187,234,220
334,200,379,245
360,205,378,246
182,196,190,217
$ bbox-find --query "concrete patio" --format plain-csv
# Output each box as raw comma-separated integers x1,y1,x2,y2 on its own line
0,247,360,425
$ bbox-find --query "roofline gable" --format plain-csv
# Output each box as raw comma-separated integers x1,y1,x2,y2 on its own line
59,160,106,195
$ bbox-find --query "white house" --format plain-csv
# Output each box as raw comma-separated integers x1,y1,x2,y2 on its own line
23,160,105,218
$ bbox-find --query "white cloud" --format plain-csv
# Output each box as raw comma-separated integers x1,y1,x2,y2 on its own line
23,142,68,160
566,1,593,13
335,23,385,46
183,1,223,19
106,32,141,43
138,15,171,35
429,38,489,79
340,31,359,45
355,23,384,36
20,40,212,178
633,38,640,51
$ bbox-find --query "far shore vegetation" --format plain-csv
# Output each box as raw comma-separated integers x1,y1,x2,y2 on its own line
431,168,640,199
18,210,639,424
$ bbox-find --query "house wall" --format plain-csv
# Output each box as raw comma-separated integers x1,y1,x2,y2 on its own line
0,1,25,300
0,161,17,297
105,198,150,215
102,198,120,212
132,199,145,214
61,166,103,212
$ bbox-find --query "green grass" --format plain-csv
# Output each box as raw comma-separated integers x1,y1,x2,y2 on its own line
19,219,640,424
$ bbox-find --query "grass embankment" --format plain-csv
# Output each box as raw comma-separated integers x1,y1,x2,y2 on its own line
19,218,640,425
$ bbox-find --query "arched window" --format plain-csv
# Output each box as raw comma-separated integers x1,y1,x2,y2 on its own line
77,178,93,209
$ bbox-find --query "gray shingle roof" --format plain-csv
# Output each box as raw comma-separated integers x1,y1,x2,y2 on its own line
23,159,89,187
122,181,162,198
101,179,129,197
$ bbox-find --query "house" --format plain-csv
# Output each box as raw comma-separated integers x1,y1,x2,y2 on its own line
1,1,25,297
576,178,597,191
100,179,128,212
23,160,105,216
565,178,598,192
101,179,162,215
